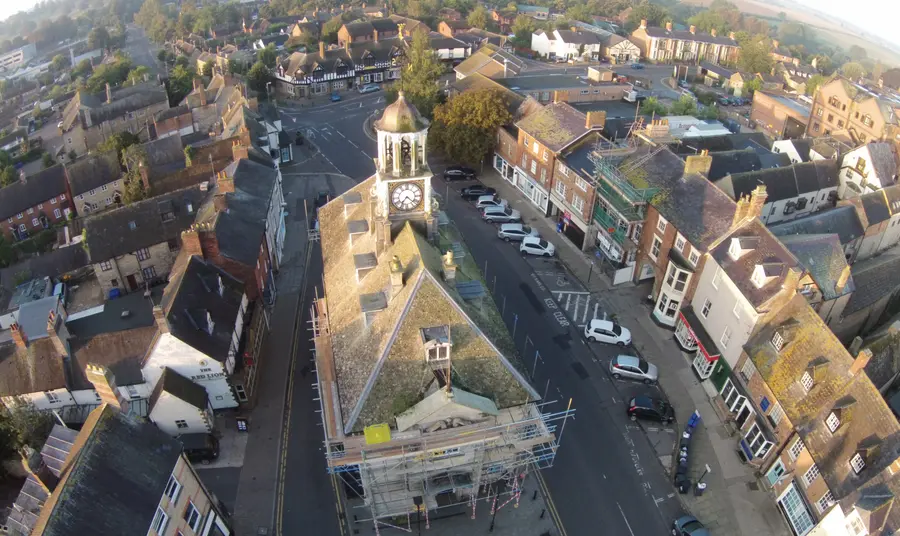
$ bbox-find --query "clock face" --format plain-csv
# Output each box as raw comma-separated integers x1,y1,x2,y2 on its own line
391,182,423,212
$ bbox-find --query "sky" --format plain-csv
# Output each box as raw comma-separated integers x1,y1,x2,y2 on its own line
792,0,900,49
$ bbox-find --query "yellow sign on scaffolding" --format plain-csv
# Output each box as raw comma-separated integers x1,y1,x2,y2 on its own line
364,423,391,445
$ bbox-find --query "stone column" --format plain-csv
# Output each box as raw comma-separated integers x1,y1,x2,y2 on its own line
393,138,401,174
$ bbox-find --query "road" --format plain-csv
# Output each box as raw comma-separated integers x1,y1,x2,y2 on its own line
124,24,162,76
275,98,685,535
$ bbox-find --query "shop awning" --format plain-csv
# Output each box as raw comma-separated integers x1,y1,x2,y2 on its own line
679,306,722,362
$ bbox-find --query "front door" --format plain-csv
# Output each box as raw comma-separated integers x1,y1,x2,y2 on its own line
126,274,138,291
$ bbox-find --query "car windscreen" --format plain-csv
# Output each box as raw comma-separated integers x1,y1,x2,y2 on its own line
504,207,512,215
611,323,622,335
682,521,704,532
638,360,649,373
538,240,549,248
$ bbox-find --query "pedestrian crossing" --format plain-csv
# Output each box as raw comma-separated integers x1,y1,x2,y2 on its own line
554,291,613,327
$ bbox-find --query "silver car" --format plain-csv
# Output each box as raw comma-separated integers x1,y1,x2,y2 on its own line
497,223,539,242
609,355,658,384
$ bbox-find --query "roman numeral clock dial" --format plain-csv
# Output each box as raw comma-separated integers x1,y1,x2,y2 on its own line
391,182,423,212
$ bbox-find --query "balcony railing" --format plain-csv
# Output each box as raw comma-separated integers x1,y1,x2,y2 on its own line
593,206,627,244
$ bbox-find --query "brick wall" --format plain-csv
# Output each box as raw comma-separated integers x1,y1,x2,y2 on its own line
94,240,179,296
3,193,71,241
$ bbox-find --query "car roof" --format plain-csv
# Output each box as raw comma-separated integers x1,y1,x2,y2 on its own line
500,223,523,230
614,354,639,366
589,318,614,329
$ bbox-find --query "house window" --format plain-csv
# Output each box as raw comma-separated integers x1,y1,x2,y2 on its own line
16,212,22,219
789,438,805,460
521,154,528,168
99,260,112,271
674,234,685,252
575,176,588,191
530,160,537,174
105,197,113,205
712,267,723,289
768,402,785,426
772,332,785,351
720,326,732,348
815,108,823,117
522,135,530,147
572,195,584,212
151,507,168,534
827,113,834,123
101,184,108,191
732,301,741,319
31,218,38,227
44,391,59,403
53,209,61,218
18,224,25,233
89,189,95,196
540,168,546,181
826,411,841,433
142,266,157,280
542,149,549,162
744,423,773,459
650,236,662,260
815,491,834,514
740,358,756,381
656,215,668,234
175,420,189,429
701,299,712,317
532,141,539,154
800,371,814,392
846,169,853,179
136,247,150,261
688,249,700,265
862,114,873,127
856,157,866,173
27,208,33,214
555,181,567,197
850,453,866,474
804,464,820,486
164,474,182,501
50,198,56,205
184,501,202,531
427,345,450,362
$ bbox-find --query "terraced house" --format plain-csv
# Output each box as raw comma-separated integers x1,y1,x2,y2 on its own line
806,76,900,146
0,165,73,241
275,40,404,97
630,20,740,65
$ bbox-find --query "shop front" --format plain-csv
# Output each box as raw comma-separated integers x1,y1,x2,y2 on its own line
675,306,722,380
493,153,515,183
549,198,586,250
512,167,550,214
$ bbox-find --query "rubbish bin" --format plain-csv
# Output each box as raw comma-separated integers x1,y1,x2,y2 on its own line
694,482,707,496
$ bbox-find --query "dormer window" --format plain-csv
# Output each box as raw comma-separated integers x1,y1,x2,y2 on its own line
421,326,451,364
428,345,450,362
751,267,765,288
850,452,866,474
205,310,215,335
729,239,741,260
826,396,856,434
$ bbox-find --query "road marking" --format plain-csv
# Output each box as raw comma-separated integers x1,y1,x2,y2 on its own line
535,470,568,536
336,130,346,138
347,140,359,148
616,502,636,536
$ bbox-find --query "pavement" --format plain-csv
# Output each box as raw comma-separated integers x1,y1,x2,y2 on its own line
470,165,792,536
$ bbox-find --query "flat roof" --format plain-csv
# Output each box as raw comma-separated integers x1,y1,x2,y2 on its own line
762,92,811,116
498,74,610,92
572,100,640,118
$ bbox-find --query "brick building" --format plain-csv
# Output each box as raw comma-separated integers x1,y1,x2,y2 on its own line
0,165,73,241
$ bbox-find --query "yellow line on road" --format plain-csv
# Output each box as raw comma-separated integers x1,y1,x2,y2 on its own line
535,469,568,536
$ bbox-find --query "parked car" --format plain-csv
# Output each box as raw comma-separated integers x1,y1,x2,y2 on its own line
717,96,731,106
630,62,644,69
497,223,538,242
672,515,711,536
482,205,521,223
444,165,477,181
330,92,341,102
461,184,496,199
609,354,658,384
677,79,689,88
728,96,743,106
475,195,507,210
519,236,555,257
583,318,632,346
178,433,220,465
358,83,380,94
627,395,674,424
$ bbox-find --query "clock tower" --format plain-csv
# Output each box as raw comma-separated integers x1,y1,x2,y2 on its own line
371,92,436,242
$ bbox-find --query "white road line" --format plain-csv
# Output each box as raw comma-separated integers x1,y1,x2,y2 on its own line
582,297,590,323
572,295,579,320
565,293,571,310
616,503,635,536
555,292,562,300
336,130,347,138
348,140,359,148
593,302,599,321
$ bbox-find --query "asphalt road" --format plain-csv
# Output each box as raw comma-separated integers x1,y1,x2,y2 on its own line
125,24,162,76
274,88,686,536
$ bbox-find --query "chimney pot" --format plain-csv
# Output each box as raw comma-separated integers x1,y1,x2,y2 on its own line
639,19,647,30
689,25,696,34
390,255,404,297
665,22,672,32
85,364,130,412
10,322,27,348
319,41,326,57
849,336,863,356
836,266,852,294
850,348,873,376
710,28,717,37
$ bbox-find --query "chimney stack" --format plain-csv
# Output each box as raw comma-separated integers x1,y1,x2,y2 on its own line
105,83,112,104
373,28,379,43
152,305,169,333
389,255,404,298
710,28,717,37
10,322,27,348
746,185,768,221
181,228,202,257
216,170,235,194
585,110,606,130
193,78,203,91
772,39,779,50
850,348,873,376
231,141,249,162
685,149,713,176
665,22,672,32
728,31,736,40
689,25,696,34
319,41,326,57
639,19,647,30
836,265,852,294
47,310,69,357
85,364,130,412
441,250,457,285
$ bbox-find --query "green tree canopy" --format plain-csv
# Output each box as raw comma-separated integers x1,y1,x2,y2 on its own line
626,1,668,32
258,44,277,68
394,30,444,119
743,77,762,94
50,54,70,72
88,26,111,50
736,36,773,74
127,65,150,85
841,61,866,80
669,95,698,116
640,96,667,117
687,11,729,34
0,404,55,460
97,131,140,166
467,5,488,29
511,15,536,48
805,74,825,96
202,60,215,77
430,89,513,166
247,61,272,92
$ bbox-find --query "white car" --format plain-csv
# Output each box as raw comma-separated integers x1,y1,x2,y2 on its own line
519,236,555,257
497,223,539,242
584,318,632,346
475,195,507,210
482,205,521,223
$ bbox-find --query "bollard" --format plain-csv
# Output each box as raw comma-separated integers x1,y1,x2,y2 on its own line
540,509,545,519
532,490,538,501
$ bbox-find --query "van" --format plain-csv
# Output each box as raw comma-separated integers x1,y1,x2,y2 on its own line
178,433,220,465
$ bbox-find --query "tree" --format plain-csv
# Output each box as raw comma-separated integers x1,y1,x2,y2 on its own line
202,60,215,77
175,55,190,68
72,59,93,79
157,49,170,63
247,61,272,92
322,16,343,43
625,1,668,32
97,132,140,166
467,5,488,29
847,45,868,62
842,62,866,80
228,58,246,75
873,61,884,83
687,11,729,34
430,89,513,166
395,31,444,119
258,44,277,68
167,64,195,103
743,77,762,94
805,74,825,96
0,404,55,459
511,15,536,48
0,166,17,187
50,54,70,72
42,153,55,169
699,104,720,120
48,85,66,100
88,26,110,50
127,65,150,85
669,95,698,116
737,36,773,74
639,96,667,117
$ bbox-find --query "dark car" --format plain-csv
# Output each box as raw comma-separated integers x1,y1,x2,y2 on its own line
178,433,220,465
330,92,341,102
627,395,674,424
444,166,477,181
630,62,644,69
717,96,731,106
461,184,496,199
673,515,711,536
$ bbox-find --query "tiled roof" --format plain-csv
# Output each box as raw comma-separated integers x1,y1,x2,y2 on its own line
0,165,68,220
715,159,838,202
769,205,864,247
866,142,899,184
318,177,538,433
149,366,208,411
779,234,854,300
31,405,183,535
454,44,523,78
669,133,772,155
845,250,900,315
279,40,404,80
745,294,900,500
451,72,526,118
85,82,169,125
68,326,158,391
515,102,589,153
642,26,738,46
556,30,600,45
83,185,206,262
711,218,800,309
0,338,67,397
653,172,736,251
66,151,121,197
